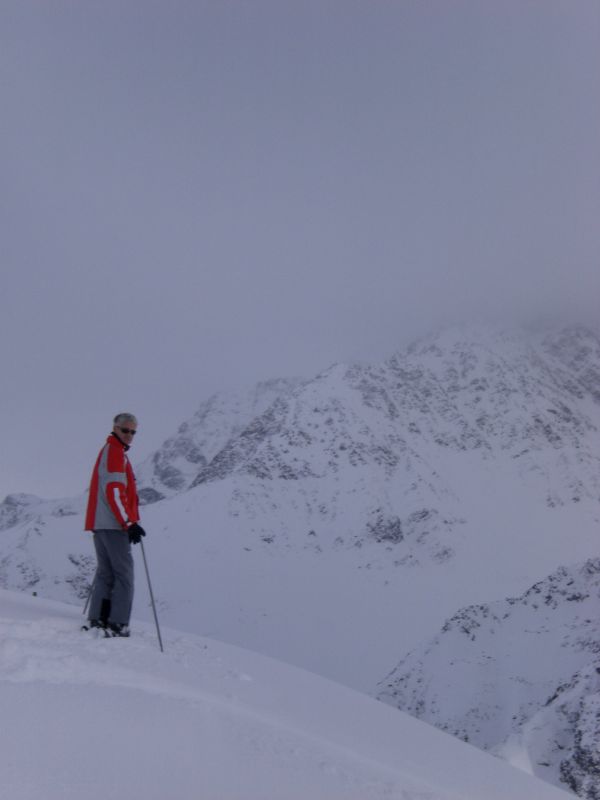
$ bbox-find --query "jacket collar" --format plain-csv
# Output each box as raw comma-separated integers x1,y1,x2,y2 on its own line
108,432,130,452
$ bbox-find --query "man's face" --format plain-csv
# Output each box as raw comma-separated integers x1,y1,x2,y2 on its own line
114,421,137,445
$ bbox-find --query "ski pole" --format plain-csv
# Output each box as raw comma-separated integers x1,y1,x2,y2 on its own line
139,538,164,653
83,577,95,616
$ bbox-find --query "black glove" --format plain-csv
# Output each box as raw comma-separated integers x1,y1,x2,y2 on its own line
128,523,146,544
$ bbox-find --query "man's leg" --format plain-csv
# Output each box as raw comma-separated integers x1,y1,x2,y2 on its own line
88,531,114,623
98,529,134,626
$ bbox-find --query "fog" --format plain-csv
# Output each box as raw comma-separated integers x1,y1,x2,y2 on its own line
1,1,598,499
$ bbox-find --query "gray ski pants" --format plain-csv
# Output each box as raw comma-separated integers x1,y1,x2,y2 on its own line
89,529,134,626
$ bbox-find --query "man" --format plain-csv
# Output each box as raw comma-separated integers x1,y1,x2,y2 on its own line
83,413,146,637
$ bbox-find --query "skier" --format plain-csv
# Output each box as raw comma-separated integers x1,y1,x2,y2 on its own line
83,413,146,637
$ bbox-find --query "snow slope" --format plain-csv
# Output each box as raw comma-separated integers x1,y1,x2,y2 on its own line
0,589,571,800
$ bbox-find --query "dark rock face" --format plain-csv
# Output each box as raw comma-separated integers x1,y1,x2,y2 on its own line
367,514,404,544
556,665,600,800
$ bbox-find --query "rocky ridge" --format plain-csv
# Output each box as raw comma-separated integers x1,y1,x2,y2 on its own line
134,378,303,502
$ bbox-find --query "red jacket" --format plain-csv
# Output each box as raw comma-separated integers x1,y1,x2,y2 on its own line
85,434,140,531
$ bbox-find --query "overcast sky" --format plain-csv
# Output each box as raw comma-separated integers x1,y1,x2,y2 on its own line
1,0,599,500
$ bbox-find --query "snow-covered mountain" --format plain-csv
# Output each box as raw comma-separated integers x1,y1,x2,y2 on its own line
134,378,304,503
0,588,572,800
144,323,600,558
1,322,599,797
377,559,600,797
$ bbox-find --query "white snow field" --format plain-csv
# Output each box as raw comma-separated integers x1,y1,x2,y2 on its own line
0,589,570,800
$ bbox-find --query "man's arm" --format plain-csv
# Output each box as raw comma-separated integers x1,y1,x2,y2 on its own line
105,445,134,529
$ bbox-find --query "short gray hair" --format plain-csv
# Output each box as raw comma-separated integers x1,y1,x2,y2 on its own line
113,412,138,427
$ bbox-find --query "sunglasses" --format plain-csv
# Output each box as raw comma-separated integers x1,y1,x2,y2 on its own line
118,427,137,436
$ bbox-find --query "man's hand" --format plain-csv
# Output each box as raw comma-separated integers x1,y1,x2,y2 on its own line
128,523,146,545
